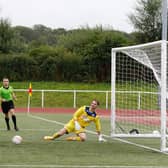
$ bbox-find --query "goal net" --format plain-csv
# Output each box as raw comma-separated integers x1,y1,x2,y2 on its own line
111,40,168,152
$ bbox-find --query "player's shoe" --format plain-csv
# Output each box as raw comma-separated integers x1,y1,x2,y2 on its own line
14,126,19,131
44,136,54,140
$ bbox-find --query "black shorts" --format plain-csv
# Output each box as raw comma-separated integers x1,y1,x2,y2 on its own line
1,100,15,114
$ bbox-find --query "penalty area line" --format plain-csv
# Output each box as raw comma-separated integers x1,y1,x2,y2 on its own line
27,113,64,126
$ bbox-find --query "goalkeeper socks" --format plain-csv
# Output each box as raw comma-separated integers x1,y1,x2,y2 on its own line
66,136,81,141
12,115,19,131
52,133,60,139
5,117,10,130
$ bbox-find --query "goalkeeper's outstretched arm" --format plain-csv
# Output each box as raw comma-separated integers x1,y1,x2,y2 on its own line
97,130,107,142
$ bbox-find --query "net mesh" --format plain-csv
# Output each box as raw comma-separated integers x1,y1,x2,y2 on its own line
112,41,167,135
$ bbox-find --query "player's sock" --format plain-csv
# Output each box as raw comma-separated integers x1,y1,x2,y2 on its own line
52,133,60,139
66,136,81,141
5,117,10,130
44,133,60,140
12,115,19,131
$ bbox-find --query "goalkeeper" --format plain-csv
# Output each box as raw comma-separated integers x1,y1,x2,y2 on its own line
44,99,106,142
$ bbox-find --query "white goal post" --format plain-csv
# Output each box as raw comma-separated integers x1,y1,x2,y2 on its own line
111,40,168,152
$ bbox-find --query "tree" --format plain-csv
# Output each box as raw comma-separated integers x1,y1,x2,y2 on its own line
58,27,131,82
0,18,14,53
129,0,162,42
13,26,39,43
33,24,57,46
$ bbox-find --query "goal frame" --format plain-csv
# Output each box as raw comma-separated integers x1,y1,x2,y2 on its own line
111,40,168,152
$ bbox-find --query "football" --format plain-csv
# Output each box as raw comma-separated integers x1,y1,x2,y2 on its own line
12,135,23,144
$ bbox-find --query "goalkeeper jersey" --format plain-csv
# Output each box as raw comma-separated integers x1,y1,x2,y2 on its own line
73,106,101,132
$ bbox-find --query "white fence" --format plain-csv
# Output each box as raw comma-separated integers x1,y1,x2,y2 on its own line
14,89,159,109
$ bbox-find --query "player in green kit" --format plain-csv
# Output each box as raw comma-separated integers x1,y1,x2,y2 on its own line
0,77,19,131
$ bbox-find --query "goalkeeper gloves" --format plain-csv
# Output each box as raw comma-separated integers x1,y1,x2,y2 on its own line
74,121,81,130
98,134,107,142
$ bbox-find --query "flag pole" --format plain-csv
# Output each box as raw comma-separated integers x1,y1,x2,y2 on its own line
27,94,30,115
27,83,32,115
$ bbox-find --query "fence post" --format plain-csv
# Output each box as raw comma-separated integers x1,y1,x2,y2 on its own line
73,90,76,108
42,90,44,108
138,92,141,110
106,91,108,109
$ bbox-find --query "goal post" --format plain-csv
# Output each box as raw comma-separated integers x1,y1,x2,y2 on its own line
111,40,168,152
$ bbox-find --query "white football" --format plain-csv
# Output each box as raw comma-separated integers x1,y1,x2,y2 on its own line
12,135,23,144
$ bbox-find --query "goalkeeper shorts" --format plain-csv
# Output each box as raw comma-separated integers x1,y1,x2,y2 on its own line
65,119,85,134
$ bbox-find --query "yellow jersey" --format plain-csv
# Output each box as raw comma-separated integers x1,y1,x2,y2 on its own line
73,105,101,132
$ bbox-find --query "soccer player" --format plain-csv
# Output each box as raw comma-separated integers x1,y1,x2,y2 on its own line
44,99,106,142
0,77,19,131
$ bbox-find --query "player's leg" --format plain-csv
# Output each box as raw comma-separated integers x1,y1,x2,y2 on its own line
44,119,75,140
4,113,10,131
65,119,86,141
44,127,67,140
1,102,10,130
9,101,19,131
9,109,19,131
66,132,86,141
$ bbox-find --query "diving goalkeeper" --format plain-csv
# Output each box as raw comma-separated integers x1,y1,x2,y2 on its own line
44,99,106,142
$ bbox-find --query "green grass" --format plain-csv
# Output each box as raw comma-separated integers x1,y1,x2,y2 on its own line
11,81,110,90
12,82,111,109
0,112,167,167
11,81,159,110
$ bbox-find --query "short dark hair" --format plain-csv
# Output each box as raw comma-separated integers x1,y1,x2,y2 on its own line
2,77,9,81
93,99,100,106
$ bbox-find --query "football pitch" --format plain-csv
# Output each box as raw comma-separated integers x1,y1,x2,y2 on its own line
0,112,168,168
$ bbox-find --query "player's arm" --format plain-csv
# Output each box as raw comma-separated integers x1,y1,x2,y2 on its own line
12,92,17,101
0,97,6,102
95,117,107,142
0,88,5,102
11,87,17,101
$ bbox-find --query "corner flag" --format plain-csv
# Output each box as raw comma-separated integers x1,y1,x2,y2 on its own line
28,83,32,96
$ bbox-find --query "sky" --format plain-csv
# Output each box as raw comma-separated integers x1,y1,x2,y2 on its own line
0,0,137,33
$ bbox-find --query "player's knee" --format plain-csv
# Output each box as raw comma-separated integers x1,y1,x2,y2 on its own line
9,109,15,115
80,135,86,141
58,128,67,136
80,137,85,141
5,113,9,118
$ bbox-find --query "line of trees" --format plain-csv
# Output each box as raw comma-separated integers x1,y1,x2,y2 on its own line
0,0,164,82
0,25,133,82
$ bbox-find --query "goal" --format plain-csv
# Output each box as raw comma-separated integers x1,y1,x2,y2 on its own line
111,40,168,152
